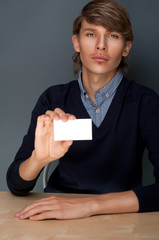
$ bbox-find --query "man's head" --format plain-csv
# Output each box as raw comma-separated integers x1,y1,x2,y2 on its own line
72,0,133,75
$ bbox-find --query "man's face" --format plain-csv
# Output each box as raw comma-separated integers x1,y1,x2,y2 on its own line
72,20,131,78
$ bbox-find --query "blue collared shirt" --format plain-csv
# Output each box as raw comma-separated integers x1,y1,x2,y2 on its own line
78,71,123,127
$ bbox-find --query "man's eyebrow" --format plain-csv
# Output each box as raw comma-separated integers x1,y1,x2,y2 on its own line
83,28,119,33
83,28,97,32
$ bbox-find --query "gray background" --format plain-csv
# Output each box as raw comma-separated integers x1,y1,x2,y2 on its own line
0,0,159,192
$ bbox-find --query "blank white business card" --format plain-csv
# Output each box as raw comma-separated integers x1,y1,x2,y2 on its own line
54,119,92,141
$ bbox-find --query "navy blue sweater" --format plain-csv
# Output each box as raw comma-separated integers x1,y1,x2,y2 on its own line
6,78,159,212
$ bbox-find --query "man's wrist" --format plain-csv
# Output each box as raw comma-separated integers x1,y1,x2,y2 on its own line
87,191,139,216
19,150,45,181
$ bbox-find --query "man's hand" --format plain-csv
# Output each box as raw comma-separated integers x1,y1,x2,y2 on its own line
19,108,76,181
34,108,76,165
15,195,97,220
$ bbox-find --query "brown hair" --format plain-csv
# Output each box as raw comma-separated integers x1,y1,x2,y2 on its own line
72,0,134,75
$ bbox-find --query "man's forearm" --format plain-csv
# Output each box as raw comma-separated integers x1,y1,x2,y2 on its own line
92,190,139,215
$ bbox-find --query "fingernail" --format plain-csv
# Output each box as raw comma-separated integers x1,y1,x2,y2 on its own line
61,116,67,121
54,114,59,120
70,115,76,120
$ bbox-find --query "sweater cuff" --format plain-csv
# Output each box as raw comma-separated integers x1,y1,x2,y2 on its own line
7,161,37,195
133,183,159,212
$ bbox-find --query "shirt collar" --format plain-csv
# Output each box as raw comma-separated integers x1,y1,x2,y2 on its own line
78,70,123,99
78,69,86,96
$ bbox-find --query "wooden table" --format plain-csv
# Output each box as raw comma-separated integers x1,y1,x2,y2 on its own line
0,191,159,240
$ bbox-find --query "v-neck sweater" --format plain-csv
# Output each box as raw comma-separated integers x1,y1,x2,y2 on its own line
6,77,159,212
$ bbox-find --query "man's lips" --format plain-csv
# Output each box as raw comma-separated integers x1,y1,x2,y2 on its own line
92,55,109,62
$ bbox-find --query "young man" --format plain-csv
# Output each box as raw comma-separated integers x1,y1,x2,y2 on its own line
7,0,159,220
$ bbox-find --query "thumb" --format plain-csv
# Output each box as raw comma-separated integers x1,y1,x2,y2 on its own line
61,140,73,152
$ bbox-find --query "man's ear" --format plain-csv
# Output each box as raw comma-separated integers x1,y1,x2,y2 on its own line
72,35,80,53
122,41,132,57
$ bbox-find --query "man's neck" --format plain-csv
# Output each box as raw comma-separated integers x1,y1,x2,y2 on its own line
82,69,117,103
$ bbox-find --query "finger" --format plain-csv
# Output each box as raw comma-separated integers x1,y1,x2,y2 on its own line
45,110,60,121
29,210,60,221
16,202,53,220
35,115,52,139
28,209,69,221
46,109,76,122
54,108,76,121
16,196,62,219
16,205,35,218
16,197,57,216
16,200,40,217
61,140,73,150
52,140,73,157
66,114,76,120
18,207,46,220
29,208,84,221
37,115,50,128
46,108,70,120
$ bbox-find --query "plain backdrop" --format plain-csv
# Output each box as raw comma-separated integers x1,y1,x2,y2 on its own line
0,0,159,192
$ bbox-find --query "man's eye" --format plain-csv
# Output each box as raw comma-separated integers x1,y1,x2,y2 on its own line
86,33,95,37
109,34,119,39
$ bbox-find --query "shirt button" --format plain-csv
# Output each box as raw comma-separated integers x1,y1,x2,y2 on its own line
106,93,109,98
96,108,100,113
85,94,89,99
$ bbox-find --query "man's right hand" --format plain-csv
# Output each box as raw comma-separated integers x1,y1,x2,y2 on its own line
19,108,76,181
34,108,76,166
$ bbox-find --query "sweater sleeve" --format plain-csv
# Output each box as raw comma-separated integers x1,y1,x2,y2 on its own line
133,90,159,212
6,89,51,196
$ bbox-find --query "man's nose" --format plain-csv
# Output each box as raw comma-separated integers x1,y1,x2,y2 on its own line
96,36,107,51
